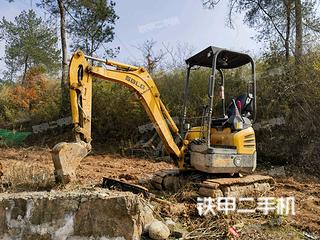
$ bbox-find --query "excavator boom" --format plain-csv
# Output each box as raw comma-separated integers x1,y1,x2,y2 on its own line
52,50,187,183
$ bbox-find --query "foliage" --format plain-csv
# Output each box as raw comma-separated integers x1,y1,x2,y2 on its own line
255,50,320,174
10,66,47,111
68,0,119,57
0,67,60,125
0,10,60,82
0,84,16,123
202,0,320,61
36,0,71,15
36,0,70,115
37,0,119,57
36,0,119,115
91,80,147,143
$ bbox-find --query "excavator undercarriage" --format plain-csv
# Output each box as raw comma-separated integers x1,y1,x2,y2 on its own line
51,46,274,197
151,169,274,197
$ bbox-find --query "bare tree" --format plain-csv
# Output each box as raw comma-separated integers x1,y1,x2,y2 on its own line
202,0,222,9
57,0,68,114
36,0,70,115
284,0,292,61
162,42,195,70
136,40,166,74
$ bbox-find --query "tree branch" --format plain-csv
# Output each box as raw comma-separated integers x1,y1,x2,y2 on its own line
254,0,286,42
202,0,221,9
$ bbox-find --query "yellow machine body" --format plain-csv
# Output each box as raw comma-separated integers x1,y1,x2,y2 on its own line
185,127,256,155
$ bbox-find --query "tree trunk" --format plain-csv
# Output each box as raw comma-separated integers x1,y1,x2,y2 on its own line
295,0,303,64
22,55,29,85
58,0,69,115
284,0,291,62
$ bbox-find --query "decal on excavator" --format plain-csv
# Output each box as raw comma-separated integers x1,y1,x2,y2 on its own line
125,76,145,90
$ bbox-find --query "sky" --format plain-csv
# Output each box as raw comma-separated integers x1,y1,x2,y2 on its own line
0,0,262,71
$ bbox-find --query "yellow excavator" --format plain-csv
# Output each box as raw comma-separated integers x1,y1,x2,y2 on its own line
52,46,273,197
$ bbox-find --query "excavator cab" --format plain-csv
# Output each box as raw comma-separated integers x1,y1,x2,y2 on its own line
182,46,257,174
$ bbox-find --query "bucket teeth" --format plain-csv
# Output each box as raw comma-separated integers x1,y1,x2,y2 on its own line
51,141,90,184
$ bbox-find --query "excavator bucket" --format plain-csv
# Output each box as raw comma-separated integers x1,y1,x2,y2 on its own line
51,141,89,184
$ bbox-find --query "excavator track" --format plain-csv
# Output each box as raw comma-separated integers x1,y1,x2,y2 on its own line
151,169,274,197
151,169,187,192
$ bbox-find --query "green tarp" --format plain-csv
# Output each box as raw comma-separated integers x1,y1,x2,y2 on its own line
0,128,32,145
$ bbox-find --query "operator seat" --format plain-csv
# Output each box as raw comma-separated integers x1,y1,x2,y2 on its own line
226,93,253,118
211,93,253,127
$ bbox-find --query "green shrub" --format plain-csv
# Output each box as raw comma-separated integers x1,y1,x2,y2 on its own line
91,80,147,143
255,51,320,175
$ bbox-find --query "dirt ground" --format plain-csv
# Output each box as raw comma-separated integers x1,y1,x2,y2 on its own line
0,146,319,239
0,146,173,189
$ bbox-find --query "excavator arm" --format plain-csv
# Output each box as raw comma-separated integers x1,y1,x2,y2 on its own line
52,50,187,183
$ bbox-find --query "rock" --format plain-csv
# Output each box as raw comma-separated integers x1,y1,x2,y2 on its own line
138,175,152,185
141,203,155,233
171,230,185,239
164,218,175,231
267,166,286,177
0,189,154,240
268,216,283,227
148,220,170,240
164,218,188,239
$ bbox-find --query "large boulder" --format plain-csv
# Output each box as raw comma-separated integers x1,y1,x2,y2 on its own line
0,189,154,240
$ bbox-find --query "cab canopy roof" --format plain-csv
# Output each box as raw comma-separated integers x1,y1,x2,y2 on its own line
185,46,253,69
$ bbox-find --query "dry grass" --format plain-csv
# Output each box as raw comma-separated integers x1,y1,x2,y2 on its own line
1,161,55,192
